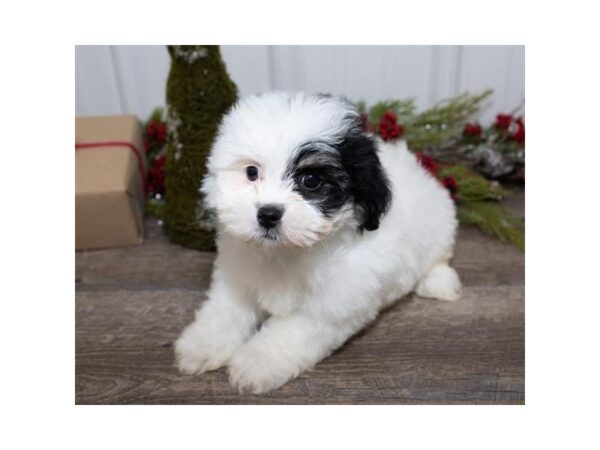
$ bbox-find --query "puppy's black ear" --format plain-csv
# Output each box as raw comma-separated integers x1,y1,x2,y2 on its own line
337,125,392,232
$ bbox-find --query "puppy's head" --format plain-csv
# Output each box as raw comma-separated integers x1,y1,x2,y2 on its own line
202,92,391,248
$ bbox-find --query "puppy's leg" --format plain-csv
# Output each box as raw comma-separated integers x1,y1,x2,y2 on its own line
228,312,373,394
175,270,261,375
415,262,462,301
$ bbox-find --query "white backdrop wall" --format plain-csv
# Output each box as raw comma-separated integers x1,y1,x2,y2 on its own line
75,45,524,125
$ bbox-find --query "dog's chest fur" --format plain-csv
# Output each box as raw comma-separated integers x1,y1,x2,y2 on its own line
254,256,308,316
220,239,320,316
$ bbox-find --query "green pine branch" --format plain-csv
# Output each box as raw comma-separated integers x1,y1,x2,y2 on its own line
437,164,505,202
457,201,524,251
363,90,493,151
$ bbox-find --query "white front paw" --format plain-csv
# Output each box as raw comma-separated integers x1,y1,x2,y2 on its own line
174,323,236,375
228,344,299,394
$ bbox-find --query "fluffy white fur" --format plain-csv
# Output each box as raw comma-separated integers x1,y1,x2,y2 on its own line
175,92,461,394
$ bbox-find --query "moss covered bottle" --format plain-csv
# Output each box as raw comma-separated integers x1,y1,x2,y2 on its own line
164,45,238,250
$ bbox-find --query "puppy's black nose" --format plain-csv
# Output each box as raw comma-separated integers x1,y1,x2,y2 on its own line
257,204,284,229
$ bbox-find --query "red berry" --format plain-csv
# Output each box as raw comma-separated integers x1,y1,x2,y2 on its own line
378,110,404,140
463,123,482,137
494,114,512,130
442,176,459,202
512,117,525,144
382,111,397,123
416,153,437,176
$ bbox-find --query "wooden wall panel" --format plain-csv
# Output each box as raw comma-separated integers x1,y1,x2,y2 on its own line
75,45,525,124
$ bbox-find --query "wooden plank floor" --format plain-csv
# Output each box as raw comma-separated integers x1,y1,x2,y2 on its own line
76,190,525,404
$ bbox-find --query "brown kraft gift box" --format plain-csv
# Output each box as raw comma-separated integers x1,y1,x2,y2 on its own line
76,115,147,250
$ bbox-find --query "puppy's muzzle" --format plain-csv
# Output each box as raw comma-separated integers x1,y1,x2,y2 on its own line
257,204,284,229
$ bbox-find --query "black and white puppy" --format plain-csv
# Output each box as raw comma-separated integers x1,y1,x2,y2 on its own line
175,92,461,393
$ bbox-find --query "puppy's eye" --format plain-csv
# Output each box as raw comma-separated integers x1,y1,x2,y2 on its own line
301,172,321,190
246,166,259,181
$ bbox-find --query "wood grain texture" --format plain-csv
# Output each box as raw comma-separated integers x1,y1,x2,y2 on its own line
76,190,525,404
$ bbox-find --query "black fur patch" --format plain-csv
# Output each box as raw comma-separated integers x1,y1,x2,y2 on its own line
285,115,392,231
333,122,392,231
287,143,351,217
